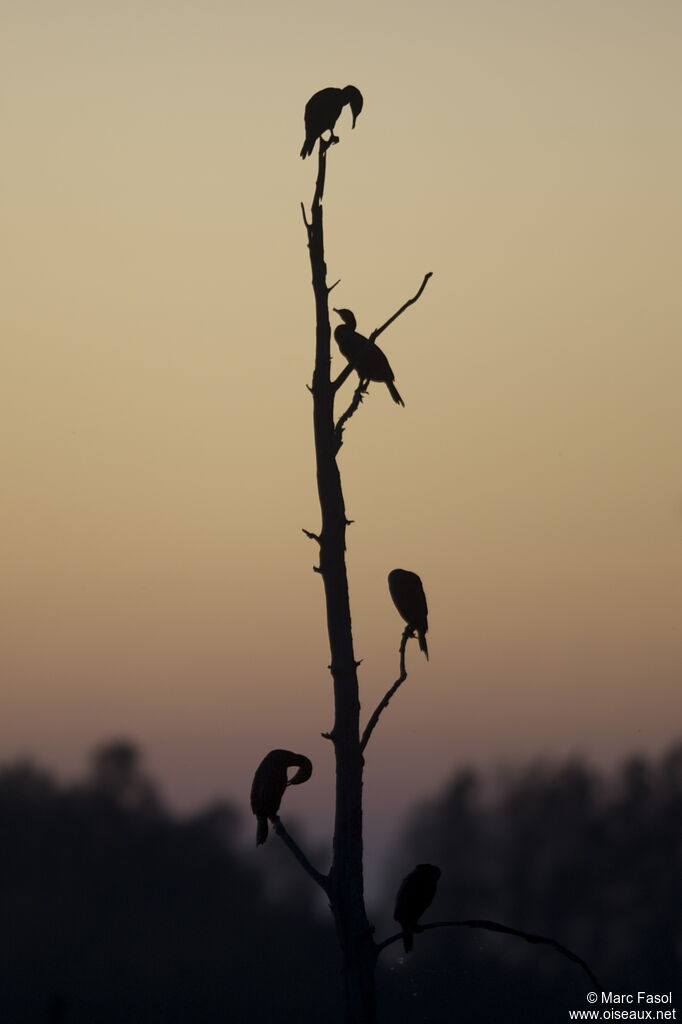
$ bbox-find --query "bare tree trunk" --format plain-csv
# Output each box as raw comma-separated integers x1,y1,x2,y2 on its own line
304,142,378,1024
296,119,600,1024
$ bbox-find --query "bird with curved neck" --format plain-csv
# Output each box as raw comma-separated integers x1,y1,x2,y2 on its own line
300,86,364,159
333,308,405,407
388,568,429,659
250,749,313,846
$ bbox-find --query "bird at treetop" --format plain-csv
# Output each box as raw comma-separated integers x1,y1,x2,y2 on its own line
394,863,441,953
250,749,313,846
300,86,364,159
388,569,429,659
333,308,405,406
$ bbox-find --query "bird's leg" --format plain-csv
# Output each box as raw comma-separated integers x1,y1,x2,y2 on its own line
326,130,340,146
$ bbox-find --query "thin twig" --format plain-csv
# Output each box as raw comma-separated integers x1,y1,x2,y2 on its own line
302,528,321,544
272,816,329,892
376,918,603,992
333,380,367,450
369,272,433,345
360,628,411,752
328,279,341,294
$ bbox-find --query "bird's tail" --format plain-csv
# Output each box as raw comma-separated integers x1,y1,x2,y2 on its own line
300,138,313,159
403,930,413,954
256,816,268,846
419,632,429,660
387,382,405,406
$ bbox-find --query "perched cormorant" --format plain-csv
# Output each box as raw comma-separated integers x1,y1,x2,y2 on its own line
300,86,364,159
394,863,441,953
250,749,313,846
388,568,429,659
333,308,404,406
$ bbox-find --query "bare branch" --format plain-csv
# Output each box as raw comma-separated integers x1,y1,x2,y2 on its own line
302,528,321,544
272,816,329,892
376,918,603,992
332,363,354,393
369,272,433,345
328,279,341,294
333,380,368,450
300,202,311,232
329,272,432,435
331,274,432,395
360,627,411,752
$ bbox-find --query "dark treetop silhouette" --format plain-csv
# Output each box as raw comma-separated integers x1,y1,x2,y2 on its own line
388,569,429,659
333,308,405,406
394,863,442,953
300,85,364,158
250,749,312,846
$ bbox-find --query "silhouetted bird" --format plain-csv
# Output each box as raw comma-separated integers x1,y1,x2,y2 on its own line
300,86,364,158
333,308,405,406
388,568,429,658
250,749,313,846
394,863,441,953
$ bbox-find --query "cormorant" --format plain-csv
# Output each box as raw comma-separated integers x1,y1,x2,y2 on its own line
333,308,405,406
250,749,313,846
388,568,429,658
300,86,364,159
394,863,441,953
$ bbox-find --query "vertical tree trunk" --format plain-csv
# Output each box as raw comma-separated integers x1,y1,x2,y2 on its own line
305,144,378,1023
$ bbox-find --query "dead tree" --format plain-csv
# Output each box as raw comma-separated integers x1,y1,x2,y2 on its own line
251,114,601,1024
298,131,421,1023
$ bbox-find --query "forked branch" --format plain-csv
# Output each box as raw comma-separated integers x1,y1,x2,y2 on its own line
360,627,411,752
272,816,329,892
331,272,433,398
332,364,354,392
376,918,603,992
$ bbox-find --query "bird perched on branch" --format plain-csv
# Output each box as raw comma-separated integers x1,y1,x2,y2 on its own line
333,308,405,406
250,749,313,846
300,85,364,159
388,568,429,658
394,863,441,953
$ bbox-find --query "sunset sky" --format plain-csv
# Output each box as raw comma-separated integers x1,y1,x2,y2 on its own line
3,1,682,876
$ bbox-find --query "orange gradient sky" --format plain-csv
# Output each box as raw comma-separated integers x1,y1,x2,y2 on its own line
3,1,682,867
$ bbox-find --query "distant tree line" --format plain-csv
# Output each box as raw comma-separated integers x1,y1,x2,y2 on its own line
0,740,679,1022
380,745,682,1021
0,742,338,1023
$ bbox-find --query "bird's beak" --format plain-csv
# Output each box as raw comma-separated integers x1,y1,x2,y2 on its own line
332,307,340,315
351,113,357,129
